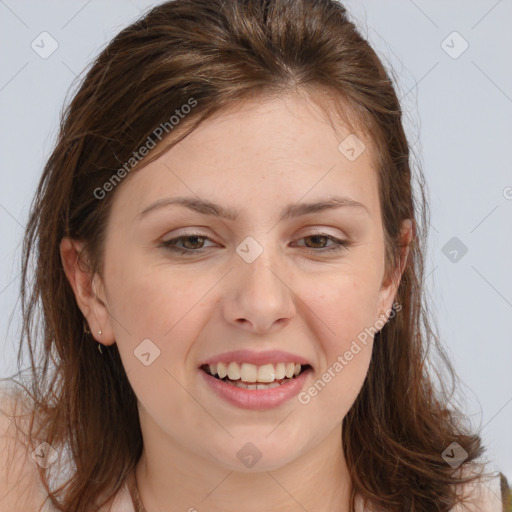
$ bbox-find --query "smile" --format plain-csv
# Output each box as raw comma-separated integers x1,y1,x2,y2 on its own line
202,361,307,384
199,364,313,409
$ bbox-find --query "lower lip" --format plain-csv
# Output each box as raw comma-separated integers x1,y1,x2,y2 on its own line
199,367,312,410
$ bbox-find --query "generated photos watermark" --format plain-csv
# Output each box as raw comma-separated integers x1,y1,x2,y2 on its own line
298,301,402,405
93,97,198,200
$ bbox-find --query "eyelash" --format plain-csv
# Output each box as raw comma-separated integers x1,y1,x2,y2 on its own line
160,233,352,256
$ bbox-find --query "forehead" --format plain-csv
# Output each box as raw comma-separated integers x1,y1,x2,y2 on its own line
166,91,372,165
111,91,380,223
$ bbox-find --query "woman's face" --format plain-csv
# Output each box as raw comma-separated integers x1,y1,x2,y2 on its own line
68,92,409,472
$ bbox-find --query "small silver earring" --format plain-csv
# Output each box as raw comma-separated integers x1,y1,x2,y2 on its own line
98,330,102,335
97,343,103,354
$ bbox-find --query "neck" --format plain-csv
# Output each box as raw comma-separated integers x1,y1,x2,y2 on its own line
135,420,354,512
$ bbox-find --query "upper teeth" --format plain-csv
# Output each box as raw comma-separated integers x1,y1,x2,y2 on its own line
207,362,302,382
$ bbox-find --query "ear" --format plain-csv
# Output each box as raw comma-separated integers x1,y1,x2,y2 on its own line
375,219,414,322
59,237,116,346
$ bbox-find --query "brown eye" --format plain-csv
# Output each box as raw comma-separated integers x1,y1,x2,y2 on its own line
160,234,214,254
179,235,207,249
160,232,351,256
303,235,331,249
294,233,351,253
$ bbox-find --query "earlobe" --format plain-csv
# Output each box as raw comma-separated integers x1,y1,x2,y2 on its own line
376,218,414,319
59,237,116,346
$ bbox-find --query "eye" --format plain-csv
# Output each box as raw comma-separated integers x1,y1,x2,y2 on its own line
294,234,351,252
160,234,214,254
160,232,352,256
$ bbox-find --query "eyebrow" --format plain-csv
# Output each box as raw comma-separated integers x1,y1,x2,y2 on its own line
138,194,369,222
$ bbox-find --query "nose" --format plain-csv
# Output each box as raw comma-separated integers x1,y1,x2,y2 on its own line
222,244,296,333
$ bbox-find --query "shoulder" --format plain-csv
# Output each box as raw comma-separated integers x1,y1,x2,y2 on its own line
95,477,135,512
0,380,135,512
451,463,505,512
0,380,54,511
352,463,506,512
95,472,136,512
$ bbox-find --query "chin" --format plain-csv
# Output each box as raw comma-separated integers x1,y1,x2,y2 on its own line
205,439,304,473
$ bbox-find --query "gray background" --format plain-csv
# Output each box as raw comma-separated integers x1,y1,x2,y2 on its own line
1,0,511,483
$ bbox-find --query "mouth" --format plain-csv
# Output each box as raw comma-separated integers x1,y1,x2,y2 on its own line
199,363,313,390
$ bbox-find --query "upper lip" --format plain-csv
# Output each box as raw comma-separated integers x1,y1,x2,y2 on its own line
199,349,312,368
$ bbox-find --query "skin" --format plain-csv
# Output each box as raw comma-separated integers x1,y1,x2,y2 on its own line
61,91,412,512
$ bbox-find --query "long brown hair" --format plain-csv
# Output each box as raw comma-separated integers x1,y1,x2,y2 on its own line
3,0,498,510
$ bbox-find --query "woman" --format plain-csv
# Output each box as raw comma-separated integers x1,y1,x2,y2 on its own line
0,0,509,511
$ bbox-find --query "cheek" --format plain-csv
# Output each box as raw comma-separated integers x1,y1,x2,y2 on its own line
307,267,382,342
108,263,207,411
298,278,375,422
298,265,380,397
105,244,200,334
102,248,195,362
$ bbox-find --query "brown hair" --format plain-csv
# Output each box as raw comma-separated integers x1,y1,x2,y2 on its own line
3,0,498,510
